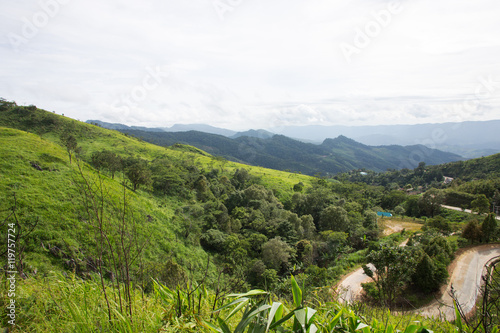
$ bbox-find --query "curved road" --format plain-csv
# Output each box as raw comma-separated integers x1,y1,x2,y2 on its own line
336,244,500,320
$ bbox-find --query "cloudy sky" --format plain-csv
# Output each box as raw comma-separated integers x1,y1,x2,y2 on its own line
2,0,500,130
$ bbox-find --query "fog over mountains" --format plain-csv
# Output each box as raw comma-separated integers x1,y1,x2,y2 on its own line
270,120,500,158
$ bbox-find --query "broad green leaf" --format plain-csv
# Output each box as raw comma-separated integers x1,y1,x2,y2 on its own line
235,304,272,332
306,307,317,324
291,275,302,308
227,289,267,298
308,324,318,333
203,321,223,333
295,308,307,328
356,322,369,331
213,297,249,313
329,309,343,327
217,317,232,333
269,307,299,330
226,299,251,321
266,302,283,332
403,324,419,333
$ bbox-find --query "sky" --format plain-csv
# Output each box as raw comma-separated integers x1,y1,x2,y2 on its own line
1,0,500,131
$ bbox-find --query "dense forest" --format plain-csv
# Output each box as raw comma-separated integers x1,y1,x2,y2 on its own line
1,99,500,332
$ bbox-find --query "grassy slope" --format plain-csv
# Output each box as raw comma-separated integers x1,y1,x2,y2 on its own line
0,127,208,274
0,106,315,274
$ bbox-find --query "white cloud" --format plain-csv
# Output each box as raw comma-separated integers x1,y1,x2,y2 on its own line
1,0,499,130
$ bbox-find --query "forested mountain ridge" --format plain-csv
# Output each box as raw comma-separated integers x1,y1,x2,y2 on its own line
89,119,500,158
93,126,463,176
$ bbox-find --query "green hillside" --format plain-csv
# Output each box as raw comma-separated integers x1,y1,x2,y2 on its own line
0,102,316,275
1,100,498,332
429,153,500,181
0,127,209,275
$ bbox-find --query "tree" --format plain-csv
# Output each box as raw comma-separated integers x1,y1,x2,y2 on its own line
472,194,490,215
74,163,150,322
363,246,417,308
414,161,426,177
319,230,348,265
295,240,314,266
381,190,406,210
363,211,378,230
426,216,451,235
200,229,227,252
261,237,291,272
299,214,316,239
319,205,350,233
394,205,405,217
482,213,498,243
412,252,448,293
462,219,482,244
124,158,151,191
419,188,444,217
405,195,421,217
60,132,80,164
231,168,251,190
91,150,122,178
293,182,304,192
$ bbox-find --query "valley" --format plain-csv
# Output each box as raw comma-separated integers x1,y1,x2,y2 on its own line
1,100,500,332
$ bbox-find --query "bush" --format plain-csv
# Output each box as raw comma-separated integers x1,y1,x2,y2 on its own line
362,281,380,302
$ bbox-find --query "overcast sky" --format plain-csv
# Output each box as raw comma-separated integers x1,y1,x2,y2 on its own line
2,0,500,130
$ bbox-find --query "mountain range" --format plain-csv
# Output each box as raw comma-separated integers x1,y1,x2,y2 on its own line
88,119,500,159
88,120,464,176
270,121,500,158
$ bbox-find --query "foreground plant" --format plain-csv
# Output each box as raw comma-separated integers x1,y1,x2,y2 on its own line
201,275,446,333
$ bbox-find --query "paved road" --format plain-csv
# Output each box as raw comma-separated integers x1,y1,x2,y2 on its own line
336,237,408,303
442,205,500,220
336,264,374,303
336,244,500,320
418,244,500,320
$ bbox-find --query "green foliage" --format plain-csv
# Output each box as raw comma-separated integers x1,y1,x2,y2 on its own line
412,252,448,293
462,219,483,244
0,273,164,332
261,237,292,271
91,149,122,178
481,213,498,243
425,216,452,235
123,157,152,191
381,190,407,210
363,246,418,308
2,100,500,332
319,205,350,232
471,194,490,214
418,188,444,217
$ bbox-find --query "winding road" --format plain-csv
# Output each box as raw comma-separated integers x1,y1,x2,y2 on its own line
336,244,500,320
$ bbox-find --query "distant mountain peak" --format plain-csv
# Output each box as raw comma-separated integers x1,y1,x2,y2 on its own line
322,135,366,148
231,129,275,139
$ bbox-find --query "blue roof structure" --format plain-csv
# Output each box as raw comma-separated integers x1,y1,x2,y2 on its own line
377,211,393,217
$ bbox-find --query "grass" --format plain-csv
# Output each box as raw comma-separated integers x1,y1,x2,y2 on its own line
1,272,466,332
378,217,424,236
1,272,164,332
0,127,210,278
